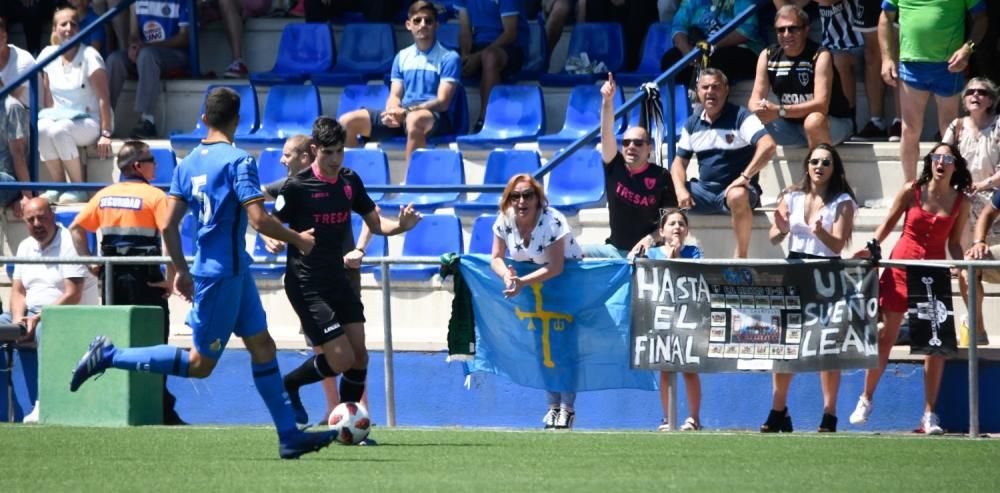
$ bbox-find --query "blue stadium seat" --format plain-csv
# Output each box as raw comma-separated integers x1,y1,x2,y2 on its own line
372,213,463,282
257,148,285,189
539,23,624,86
513,21,548,80
614,22,673,87
311,23,396,86
467,213,496,255
453,149,540,214
237,85,322,150
250,23,335,85
456,85,544,149
54,210,96,253
351,213,387,273
436,22,460,50
344,148,389,201
335,84,390,120
625,83,689,138
169,84,259,154
537,83,625,150
149,148,176,185
546,148,606,212
379,149,465,211
379,83,470,148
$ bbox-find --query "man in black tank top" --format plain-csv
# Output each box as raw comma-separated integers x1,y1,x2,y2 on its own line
748,5,854,148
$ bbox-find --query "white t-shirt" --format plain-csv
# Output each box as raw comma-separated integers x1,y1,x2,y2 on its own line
13,225,100,312
38,45,106,122
0,44,37,107
493,207,584,263
786,191,856,258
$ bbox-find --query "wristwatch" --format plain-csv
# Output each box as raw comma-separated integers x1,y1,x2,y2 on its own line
965,41,976,54
778,103,787,118
100,129,112,138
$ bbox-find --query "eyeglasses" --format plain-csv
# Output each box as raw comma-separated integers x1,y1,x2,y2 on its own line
510,190,536,201
622,139,647,147
776,25,804,34
931,154,956,165
808,158,832,167
965,88,993,98
410,16,436,25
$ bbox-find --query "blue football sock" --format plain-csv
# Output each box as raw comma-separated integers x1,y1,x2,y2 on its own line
110,345,189,377
252,359,298,437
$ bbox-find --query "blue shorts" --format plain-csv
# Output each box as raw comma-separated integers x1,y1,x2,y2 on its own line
0,171,20,207
898,61,964,97
765,116,853,148
688,179,761,214
186,270,267,360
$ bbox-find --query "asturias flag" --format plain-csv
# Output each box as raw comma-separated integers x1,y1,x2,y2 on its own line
460,254,656,392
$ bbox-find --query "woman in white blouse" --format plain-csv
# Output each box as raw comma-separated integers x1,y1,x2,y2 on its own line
490,173,584,430
38,5,113,204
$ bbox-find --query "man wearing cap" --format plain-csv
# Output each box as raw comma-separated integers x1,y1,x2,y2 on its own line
68,140,183,424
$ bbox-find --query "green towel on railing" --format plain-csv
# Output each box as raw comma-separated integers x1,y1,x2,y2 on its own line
439,253,475,361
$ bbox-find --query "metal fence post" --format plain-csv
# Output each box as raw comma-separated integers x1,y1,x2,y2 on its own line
667,372,677,432
104,261,114,305
967,264,979,438
381,258,397,427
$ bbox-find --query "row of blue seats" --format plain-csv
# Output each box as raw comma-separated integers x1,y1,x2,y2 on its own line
151,146,607,212
250,21,675,88
168,81,689,153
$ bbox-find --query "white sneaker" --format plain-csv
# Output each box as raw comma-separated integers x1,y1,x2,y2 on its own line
23,401,39,424
679,416,702,431
922,412,944,435
657,418,671,432
542,408,558,429
849,395,872,425
554,408,575,430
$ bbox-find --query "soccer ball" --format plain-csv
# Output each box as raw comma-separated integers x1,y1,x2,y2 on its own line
327,402,371,445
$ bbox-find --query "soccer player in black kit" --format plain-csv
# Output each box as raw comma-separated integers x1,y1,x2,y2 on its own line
274,116,422,436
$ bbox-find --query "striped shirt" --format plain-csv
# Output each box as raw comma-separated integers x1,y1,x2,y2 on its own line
676,102,767,185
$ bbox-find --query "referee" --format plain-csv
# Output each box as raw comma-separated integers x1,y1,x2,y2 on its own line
68,141,183,425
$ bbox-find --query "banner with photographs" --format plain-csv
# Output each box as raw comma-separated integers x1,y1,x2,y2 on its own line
630,259,879,373
905,265,957,357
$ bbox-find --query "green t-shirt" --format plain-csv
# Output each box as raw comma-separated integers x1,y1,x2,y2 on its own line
886,0,983,62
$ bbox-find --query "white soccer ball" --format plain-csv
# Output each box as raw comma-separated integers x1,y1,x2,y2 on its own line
327,402,371,445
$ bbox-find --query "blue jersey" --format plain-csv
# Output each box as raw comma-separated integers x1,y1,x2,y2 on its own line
391,41,460,107
646,244,703,260
169,142,263,278
454,0,530,50
79,8,107,54
135,0,189,44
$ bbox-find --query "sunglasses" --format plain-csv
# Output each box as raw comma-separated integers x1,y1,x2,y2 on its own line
510,190,536,201
965,88,993,98
808,158,832,167
622,139,647,147
410,16,436,25
776,25,804,34
931,154,956,165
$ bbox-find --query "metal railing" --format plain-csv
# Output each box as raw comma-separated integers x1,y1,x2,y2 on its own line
0,254,992,435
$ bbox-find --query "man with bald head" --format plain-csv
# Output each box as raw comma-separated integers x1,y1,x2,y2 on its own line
586,72,677,259
1,197,99,421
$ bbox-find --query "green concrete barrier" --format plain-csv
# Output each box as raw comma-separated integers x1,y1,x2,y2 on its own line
39,306,163,426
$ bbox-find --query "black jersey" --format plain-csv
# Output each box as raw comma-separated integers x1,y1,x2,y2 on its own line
274,165,376,278
267,175,356,256
603,152,677,250
765,39,853,121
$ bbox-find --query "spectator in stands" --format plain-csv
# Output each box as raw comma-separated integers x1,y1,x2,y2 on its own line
850,0,898,141
969,0,999,85
92,1,129,53
69,0,108,54
490,173,584,430
644,208,704,432
659,0,762,87
850,143,971,435
304,0,402,22
456,0,529,132
750,5,853,149
339,1,459,165
106,0,190,139
0,0,54,55
944,77,999,347
204,0,270,78
671,68,776,258
964,186,1000,346
764,143,856,433
0,197,100,422
37,6,114,205
585,72,676,259
581,0,659,72
0,17,33,217
879,0,987,183
530,0,574,61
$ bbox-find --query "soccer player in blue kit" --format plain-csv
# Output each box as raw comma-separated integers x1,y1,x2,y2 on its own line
277,117,422,434
69,87,339,459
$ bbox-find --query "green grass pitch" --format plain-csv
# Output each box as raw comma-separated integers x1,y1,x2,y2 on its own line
1,426,998,491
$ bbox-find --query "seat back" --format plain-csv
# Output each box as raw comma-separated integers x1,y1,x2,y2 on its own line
344,148,390,201
186,84,259,137
443,83,470,137
401,213,463,257
259,85,322,138
483,149,541,185
468,214,496,255
481,85,544,136
546,148,605,206
635,22,673,74
405,149,464,186
562,84,625,134
335,84,390,119
271,23,335,74
565,23,625,73
336,23,395,75
520,20,548,77
436,22,460,50
149,148,177,184
257,148,286,187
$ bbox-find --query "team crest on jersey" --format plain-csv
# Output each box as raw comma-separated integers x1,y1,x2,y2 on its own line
644,177,656,190
725,133,735,144
344,184,353,201
798,71,811,86
274,195,286,211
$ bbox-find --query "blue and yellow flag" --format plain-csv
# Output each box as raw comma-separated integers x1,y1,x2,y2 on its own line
460,255,657,392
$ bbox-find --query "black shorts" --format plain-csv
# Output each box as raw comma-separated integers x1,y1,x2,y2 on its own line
367,108,452,141
850,0,881,32
285,270,366,347
472,42,524,78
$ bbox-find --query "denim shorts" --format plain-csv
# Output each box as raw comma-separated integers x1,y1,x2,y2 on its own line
765,116,854,148
688,179,761,214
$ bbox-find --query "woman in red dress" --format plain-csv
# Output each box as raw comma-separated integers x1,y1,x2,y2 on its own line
850,142,972,435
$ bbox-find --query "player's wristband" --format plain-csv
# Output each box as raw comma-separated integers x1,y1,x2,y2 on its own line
740,173,751,181
355,247,366,255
